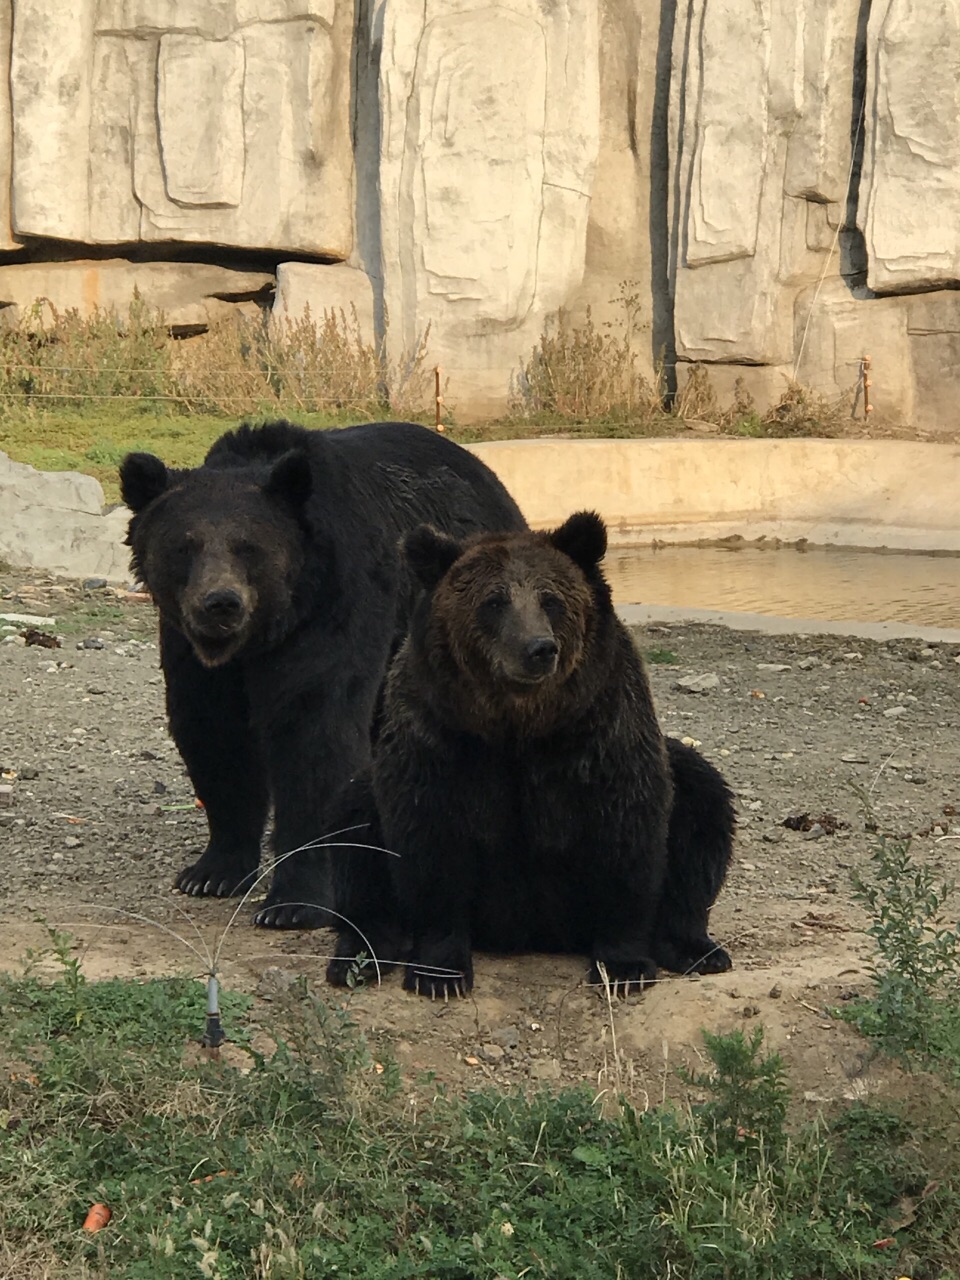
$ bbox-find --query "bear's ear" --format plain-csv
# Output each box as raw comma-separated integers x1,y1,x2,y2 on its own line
264,449,312,509
403,524,464,590
547,510,607,572
119,452,169,513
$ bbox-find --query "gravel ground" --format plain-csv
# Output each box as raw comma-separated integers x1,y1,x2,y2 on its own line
2,567,959,1103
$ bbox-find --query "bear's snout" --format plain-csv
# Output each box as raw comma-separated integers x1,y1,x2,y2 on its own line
522,635,559,678
200,589,245,627
183,578,255,666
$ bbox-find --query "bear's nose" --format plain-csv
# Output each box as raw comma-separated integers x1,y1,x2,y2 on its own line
201,589,244,620
524,636,559,666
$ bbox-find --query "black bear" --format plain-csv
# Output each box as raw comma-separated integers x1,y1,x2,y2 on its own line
326,512,734,997
119,419,526,927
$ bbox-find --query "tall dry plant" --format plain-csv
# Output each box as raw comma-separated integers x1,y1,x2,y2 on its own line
0,295,433,421
514,281,664,421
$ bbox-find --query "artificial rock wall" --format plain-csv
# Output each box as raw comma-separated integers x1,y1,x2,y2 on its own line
1,0,959,427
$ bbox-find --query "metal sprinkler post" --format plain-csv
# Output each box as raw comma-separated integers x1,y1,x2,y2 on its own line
202,972,225,1059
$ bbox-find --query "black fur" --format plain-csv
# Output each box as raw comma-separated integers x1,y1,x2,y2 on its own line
120,420,526,925
325,739,734,990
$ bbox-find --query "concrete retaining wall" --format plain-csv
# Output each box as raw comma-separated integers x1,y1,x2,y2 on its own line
468,438,960,552
2,438,959,585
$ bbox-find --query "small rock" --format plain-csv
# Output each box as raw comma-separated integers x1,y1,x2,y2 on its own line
530,1059,562,1081
19,766,38,780
82,578,108,591
679,735,702,748
80,637,105,650
0,611,57,626
480,1043,505,1063
3,635,26,647
675,672,720,694
904,773,927,785
740,861,757,872
768,984,782,999
86,685,107,696
802,823,825,841
756,663,791,672
64,835,81,849
491,1026,520,1049
920,647,935,658
883,706,907,718
742,1004,761,1018
840,753,868,764
0,785,13,807
762,831,784,844
843,652,862,662
797,657,819,671
256,967,298,999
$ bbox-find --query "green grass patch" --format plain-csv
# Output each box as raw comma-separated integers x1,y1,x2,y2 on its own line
1,930,958,1277
839,835,960,1076
645,647,679,664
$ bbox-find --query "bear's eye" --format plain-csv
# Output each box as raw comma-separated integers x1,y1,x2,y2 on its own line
476,593,508,629
540,591,565,622
231,540,263,563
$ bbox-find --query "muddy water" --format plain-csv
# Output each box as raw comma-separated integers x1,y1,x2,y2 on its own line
605,545,960,628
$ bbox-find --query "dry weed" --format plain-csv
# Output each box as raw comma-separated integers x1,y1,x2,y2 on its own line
0,296,432,421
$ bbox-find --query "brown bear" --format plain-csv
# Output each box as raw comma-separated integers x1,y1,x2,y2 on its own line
326,511,734,998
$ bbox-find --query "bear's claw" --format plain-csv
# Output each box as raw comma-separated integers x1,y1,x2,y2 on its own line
588,955,658,998
174,851,257,898
404,966,471,1000
253,901,329,930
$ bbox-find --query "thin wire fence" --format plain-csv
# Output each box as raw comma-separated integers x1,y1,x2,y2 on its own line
0,299,435,419
0,291,861,434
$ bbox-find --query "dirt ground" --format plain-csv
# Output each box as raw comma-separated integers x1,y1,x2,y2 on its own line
2,567,959,1107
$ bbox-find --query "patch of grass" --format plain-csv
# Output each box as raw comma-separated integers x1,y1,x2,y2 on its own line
0,933,957,1277
645,647,679,664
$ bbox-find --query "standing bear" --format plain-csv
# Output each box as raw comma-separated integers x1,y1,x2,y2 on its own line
327,512,734,997
119,419,526,927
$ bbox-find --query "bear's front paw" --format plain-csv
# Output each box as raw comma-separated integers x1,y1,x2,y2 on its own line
403,937,473,1000
589,953,658,998
175,846,258,898
403,964,472,1000
326,927,406,988
253,899,329,930
655,933,733,977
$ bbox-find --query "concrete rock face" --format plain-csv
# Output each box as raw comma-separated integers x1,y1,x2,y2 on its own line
669,0,857,369
1,1,960,425
377,0,600,413
10,0,354,256
860,0,960,293
0,261,274,331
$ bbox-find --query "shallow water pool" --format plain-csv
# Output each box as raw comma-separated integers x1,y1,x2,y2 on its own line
604,545,960,629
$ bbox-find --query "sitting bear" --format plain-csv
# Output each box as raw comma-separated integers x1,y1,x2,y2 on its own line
119,419,526,927
326,512,734,997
